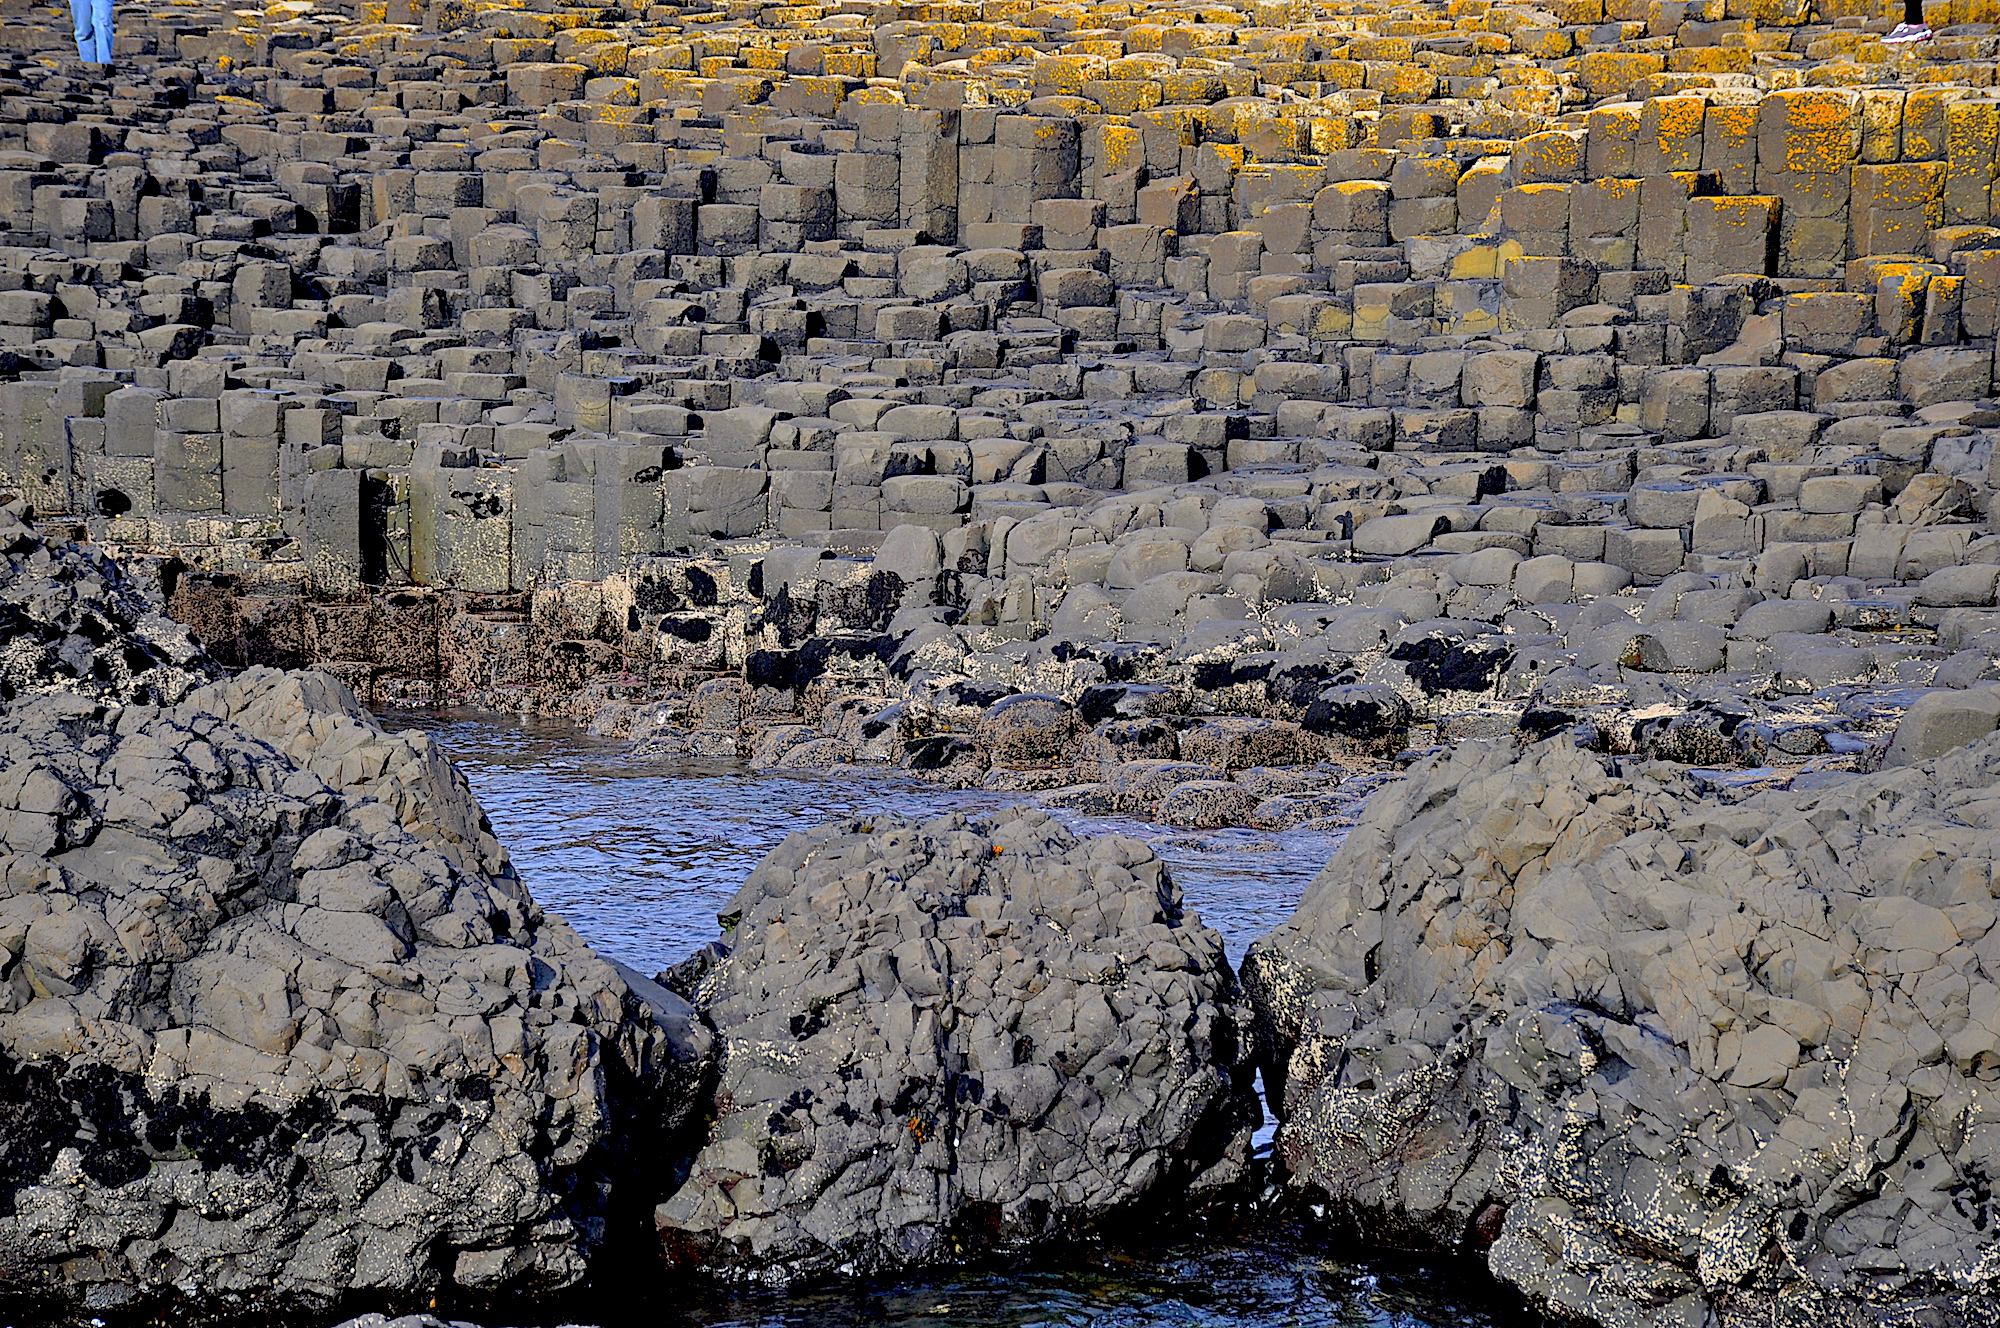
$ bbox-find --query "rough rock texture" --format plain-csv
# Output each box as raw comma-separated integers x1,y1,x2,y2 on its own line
1245,734,2000,1328
657,808,1259,1282
0,508,713,1315
0,511,214,707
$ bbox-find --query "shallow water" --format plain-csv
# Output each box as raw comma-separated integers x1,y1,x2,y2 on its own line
399,710,1536,1328
576,1225,1538,1328
398,710,1352,972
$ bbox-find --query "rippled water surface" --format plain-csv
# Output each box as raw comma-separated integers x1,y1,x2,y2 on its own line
399,710,1535,1328
399,710,1354,972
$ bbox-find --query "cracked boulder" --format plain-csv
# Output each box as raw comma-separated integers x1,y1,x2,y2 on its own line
658,808,1258,1282
1244,734,2000,1328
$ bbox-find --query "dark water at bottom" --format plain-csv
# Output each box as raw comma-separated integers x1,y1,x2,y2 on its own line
400,711,1538,1328
567,1227,1535,1328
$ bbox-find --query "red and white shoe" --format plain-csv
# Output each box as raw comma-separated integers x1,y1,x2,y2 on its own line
1883,20,1935,41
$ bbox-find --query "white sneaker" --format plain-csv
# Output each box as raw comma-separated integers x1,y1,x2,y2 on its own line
1883,20,1934,41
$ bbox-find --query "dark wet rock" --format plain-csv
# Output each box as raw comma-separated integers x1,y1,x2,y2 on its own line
658,810,1259,1282
1230,766,1342,797
1247,792,1355,830
901,734,991,787
976,693,1084,767
1155,781,1261,829
1082,718,1183,769
1262,656,1358,717
1037,784,1117,814
935,678,1018,722
1301,684,1414,753
1076,682,1182,724
980,765,1084,792
1179,717,1322,772
1104,760,1228,814
1515,708,1580,742
1629,703,1751,765
777,736,859,769
1385,636,1513,697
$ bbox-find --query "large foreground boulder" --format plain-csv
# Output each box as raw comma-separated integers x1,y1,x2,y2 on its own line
657,809,1259,1281
0,510,712,1314
1244,735,2000,1328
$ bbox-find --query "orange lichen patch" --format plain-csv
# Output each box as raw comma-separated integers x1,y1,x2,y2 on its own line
1806,62,1881,84
1305,116,1356,152
1098,121,1142,171
1313,58,1366,88
1945,98,2000,163
1642,93,1707,169
967,44,1034,70
1107,53,1176,79
1514,128,1587,183
1082,78,1162,112
1158,70,1228,102
1859,159,1948,202
1349,35,1415,60
1769,86,1864,172
1712,194,1779,224
1575,49,1666,97
1668,47,1753,73
1872,262,1940,340
1511,26,1572,57
1033,53,1110,95
1365,61,1436,101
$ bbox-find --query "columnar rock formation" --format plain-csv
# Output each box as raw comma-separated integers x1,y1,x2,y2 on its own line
0,0,1994,823
8,0,2000,1320
0,504,1263,1314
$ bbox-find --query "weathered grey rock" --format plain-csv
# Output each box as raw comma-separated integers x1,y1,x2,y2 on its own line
658,810,1258,1281
1353,513,1449,558
0,501,214,706
1884,685,2000,766
0,520,712,1315
1155,780,1260,828
1244,733,2000,1328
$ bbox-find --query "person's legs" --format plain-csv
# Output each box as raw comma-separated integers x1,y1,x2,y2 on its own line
89,0,113,63
68,0,95,62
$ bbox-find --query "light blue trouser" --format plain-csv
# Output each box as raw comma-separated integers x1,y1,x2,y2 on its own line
71,0,112,64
